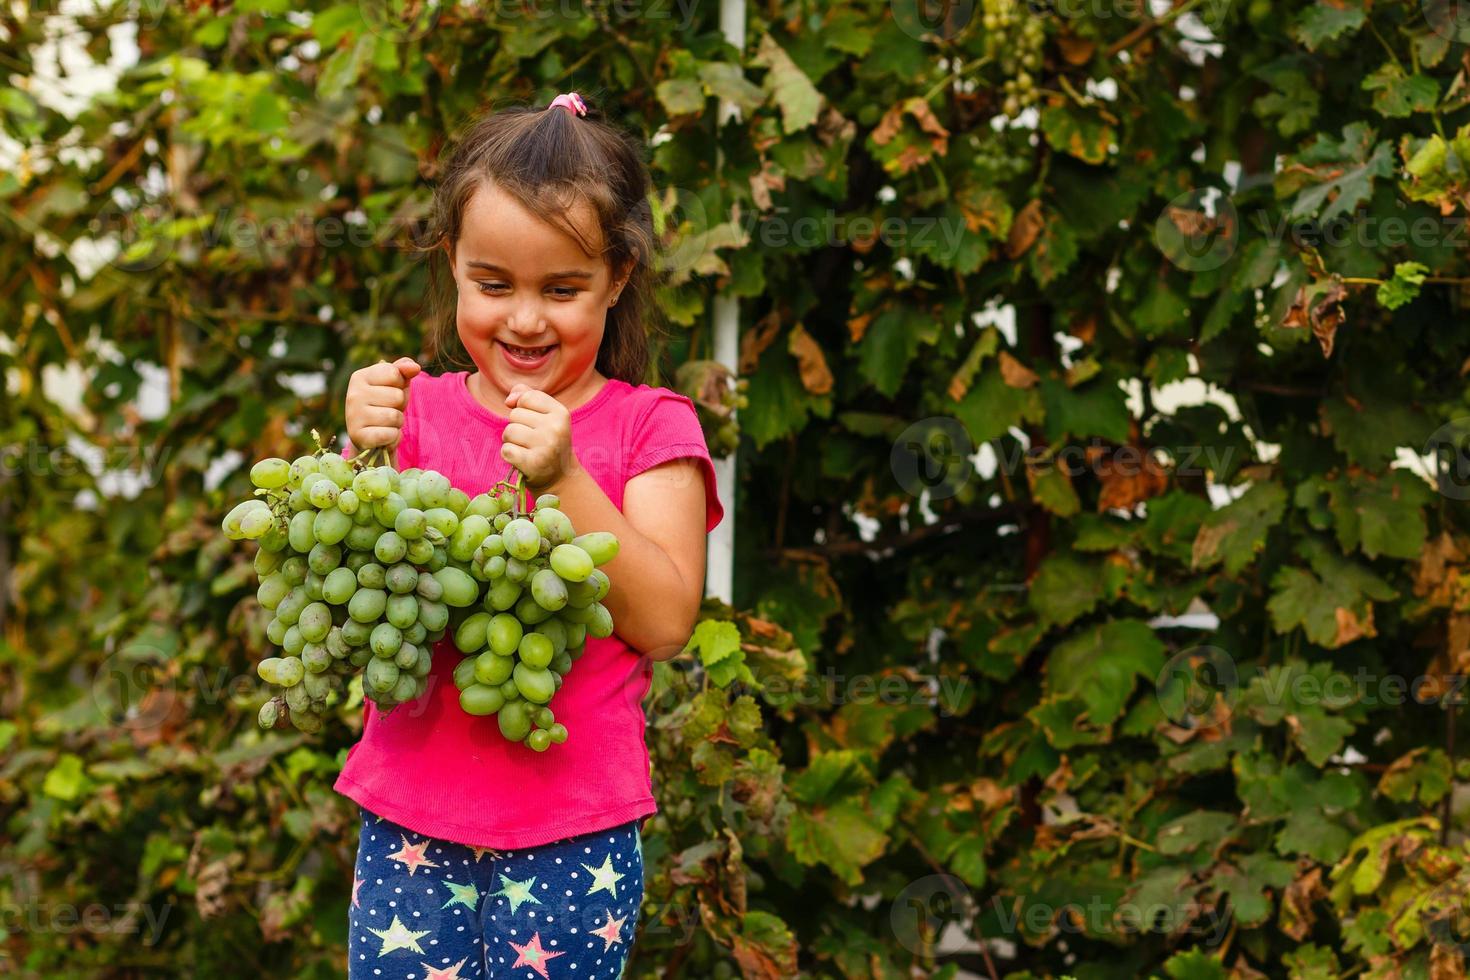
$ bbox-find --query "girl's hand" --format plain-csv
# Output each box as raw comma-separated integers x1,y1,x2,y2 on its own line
346,356,421,449
501,384,577,490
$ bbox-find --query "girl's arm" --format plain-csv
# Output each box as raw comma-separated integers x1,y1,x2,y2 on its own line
541,458,708,660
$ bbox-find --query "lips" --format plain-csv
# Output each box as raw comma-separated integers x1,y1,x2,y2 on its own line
498,340,557,370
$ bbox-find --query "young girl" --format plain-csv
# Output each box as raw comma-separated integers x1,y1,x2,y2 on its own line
336,92,723,980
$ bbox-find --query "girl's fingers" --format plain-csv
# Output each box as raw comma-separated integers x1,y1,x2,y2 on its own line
502,422,535,446
353,426,402,448
359,406,405,429
362,384,408,409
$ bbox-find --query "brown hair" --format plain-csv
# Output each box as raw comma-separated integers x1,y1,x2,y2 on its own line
421,93,658,385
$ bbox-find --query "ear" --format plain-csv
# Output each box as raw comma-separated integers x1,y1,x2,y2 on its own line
610,253,635,298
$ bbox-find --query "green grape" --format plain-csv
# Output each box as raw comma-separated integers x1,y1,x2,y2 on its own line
336,488,360,515
412,646,433,678
480,533,506,559
277,656,306,686
475,651,515,686
257,657,284,685
375,530,408,564
426,627,446,643
349,647,374,668
530,569,568,611
394,640,420,670
341,618,372,646
503,519,541,560
405,537,436,565
495,490,517,513
527,729,552,752
497,701,531,741
564,578,597,608
287,510,317,553
518,632,554,669
260,521,290,554
385,563,419,595
303,571,325,602
403,621,427,645
415,573,444,602
222,499,268,540
571,532,619,566
547,723,568,744
357,562,386,589
345,551,370,572
365,658,399,694
483,555,507,580
353,467,391,501
424,507,459,538
314,505,353,546
289,705,322,733
487,579,524,612
533,492,560,510
587,602,614,639
514,593,553,625
460,683,505,716
307,542,341,575
505,557,530,583
288,455,319,487
467,494,499,518
258,699,281,728
302,668,331,700
448,515,492,562
453,656,479,690
386,593,419,629
239,507,275,539
319,452,354,487
455,612,491,654
549,544,594,582
532,706,555,729
499,678,521,702
346,523,381,551
493,512,513,532
532,507,574,546
446,488,470,516
394,507,427,539
257,572,291,610
371,491,406,527
417,471,452,508
251,457,291,489
307,477,341,509
550,649,572,675
325,627,350,659
537,618,567,656
513,663,555,704
322,567,358,604
266,617,288,645
301,643,331,673
298,602,332,643
538,538,551,556
469,560,490,584
418,599,449,632
349,587,388,623
370,622,403,658
589,569,610,602
432,567,478,607
564,622,586,648
276,586,309,625
287,489,311,513
488,613,523,656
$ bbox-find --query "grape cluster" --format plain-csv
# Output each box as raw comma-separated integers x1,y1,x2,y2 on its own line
674,359,747,458
221,446,614,752
448,487,618,753
982,0,1045,118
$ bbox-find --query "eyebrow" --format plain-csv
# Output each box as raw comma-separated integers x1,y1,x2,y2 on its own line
466,261,596,279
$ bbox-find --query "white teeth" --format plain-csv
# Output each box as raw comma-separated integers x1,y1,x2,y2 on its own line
504,343,552,357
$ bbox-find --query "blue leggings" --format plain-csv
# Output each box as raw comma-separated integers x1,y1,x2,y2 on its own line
348,808,644,979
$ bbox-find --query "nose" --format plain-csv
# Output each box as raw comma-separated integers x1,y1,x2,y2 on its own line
505,294,547,338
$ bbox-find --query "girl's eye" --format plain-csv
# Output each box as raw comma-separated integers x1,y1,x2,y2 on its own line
551,287,579,299
475,281,505,294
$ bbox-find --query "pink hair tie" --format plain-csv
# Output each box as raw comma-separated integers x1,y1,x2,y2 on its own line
548,92,588,117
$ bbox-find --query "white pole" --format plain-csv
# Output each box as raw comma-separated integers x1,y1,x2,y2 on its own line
705,0,746,607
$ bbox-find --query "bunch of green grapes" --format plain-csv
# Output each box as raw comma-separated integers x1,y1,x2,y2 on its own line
221,446,496,732
982,0,1044,118
674,360,746,458
448,485,619,753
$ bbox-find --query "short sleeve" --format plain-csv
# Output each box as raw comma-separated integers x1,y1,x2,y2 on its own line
626,390,724,534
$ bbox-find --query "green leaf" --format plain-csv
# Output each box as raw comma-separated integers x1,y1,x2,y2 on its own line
1038,374,1130,444
655,77,706,116
684,619,746,687
1302,470,1431,560
1191,481,1288,574
789,750,872,804
952,365,1043,444
316,35,372,101
1029,555,1103,628
1279,123,1394,223
786,801,888,885
857,307,939,397
1209,853,1295,927
42,754,90,802
753,34,821,134
1375,260,1429,310
1156,810,1237,855
1378,748,1453,805
698,62,766,113
1040,105,1115,165
1164,948,1230,980
1362,64,1438,118
1044,620,1167,728
1292,2,1366,50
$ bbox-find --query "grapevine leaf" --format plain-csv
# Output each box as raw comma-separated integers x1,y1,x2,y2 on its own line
1191,481,1288,574
1044,620,1167,728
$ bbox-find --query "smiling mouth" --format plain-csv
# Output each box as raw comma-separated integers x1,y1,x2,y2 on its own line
499,341,557,359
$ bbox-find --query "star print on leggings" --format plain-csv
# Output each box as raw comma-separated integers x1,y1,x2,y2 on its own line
509,932,565,980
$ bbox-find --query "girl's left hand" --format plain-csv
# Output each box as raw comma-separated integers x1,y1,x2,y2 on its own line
501,384,577,491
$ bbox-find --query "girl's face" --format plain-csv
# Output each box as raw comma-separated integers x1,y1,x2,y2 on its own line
451,181,628,410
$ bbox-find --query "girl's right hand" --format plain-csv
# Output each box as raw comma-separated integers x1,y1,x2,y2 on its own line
346,356,422,449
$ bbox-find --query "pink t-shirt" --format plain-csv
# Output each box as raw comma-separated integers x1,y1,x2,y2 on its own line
334,370,723,849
